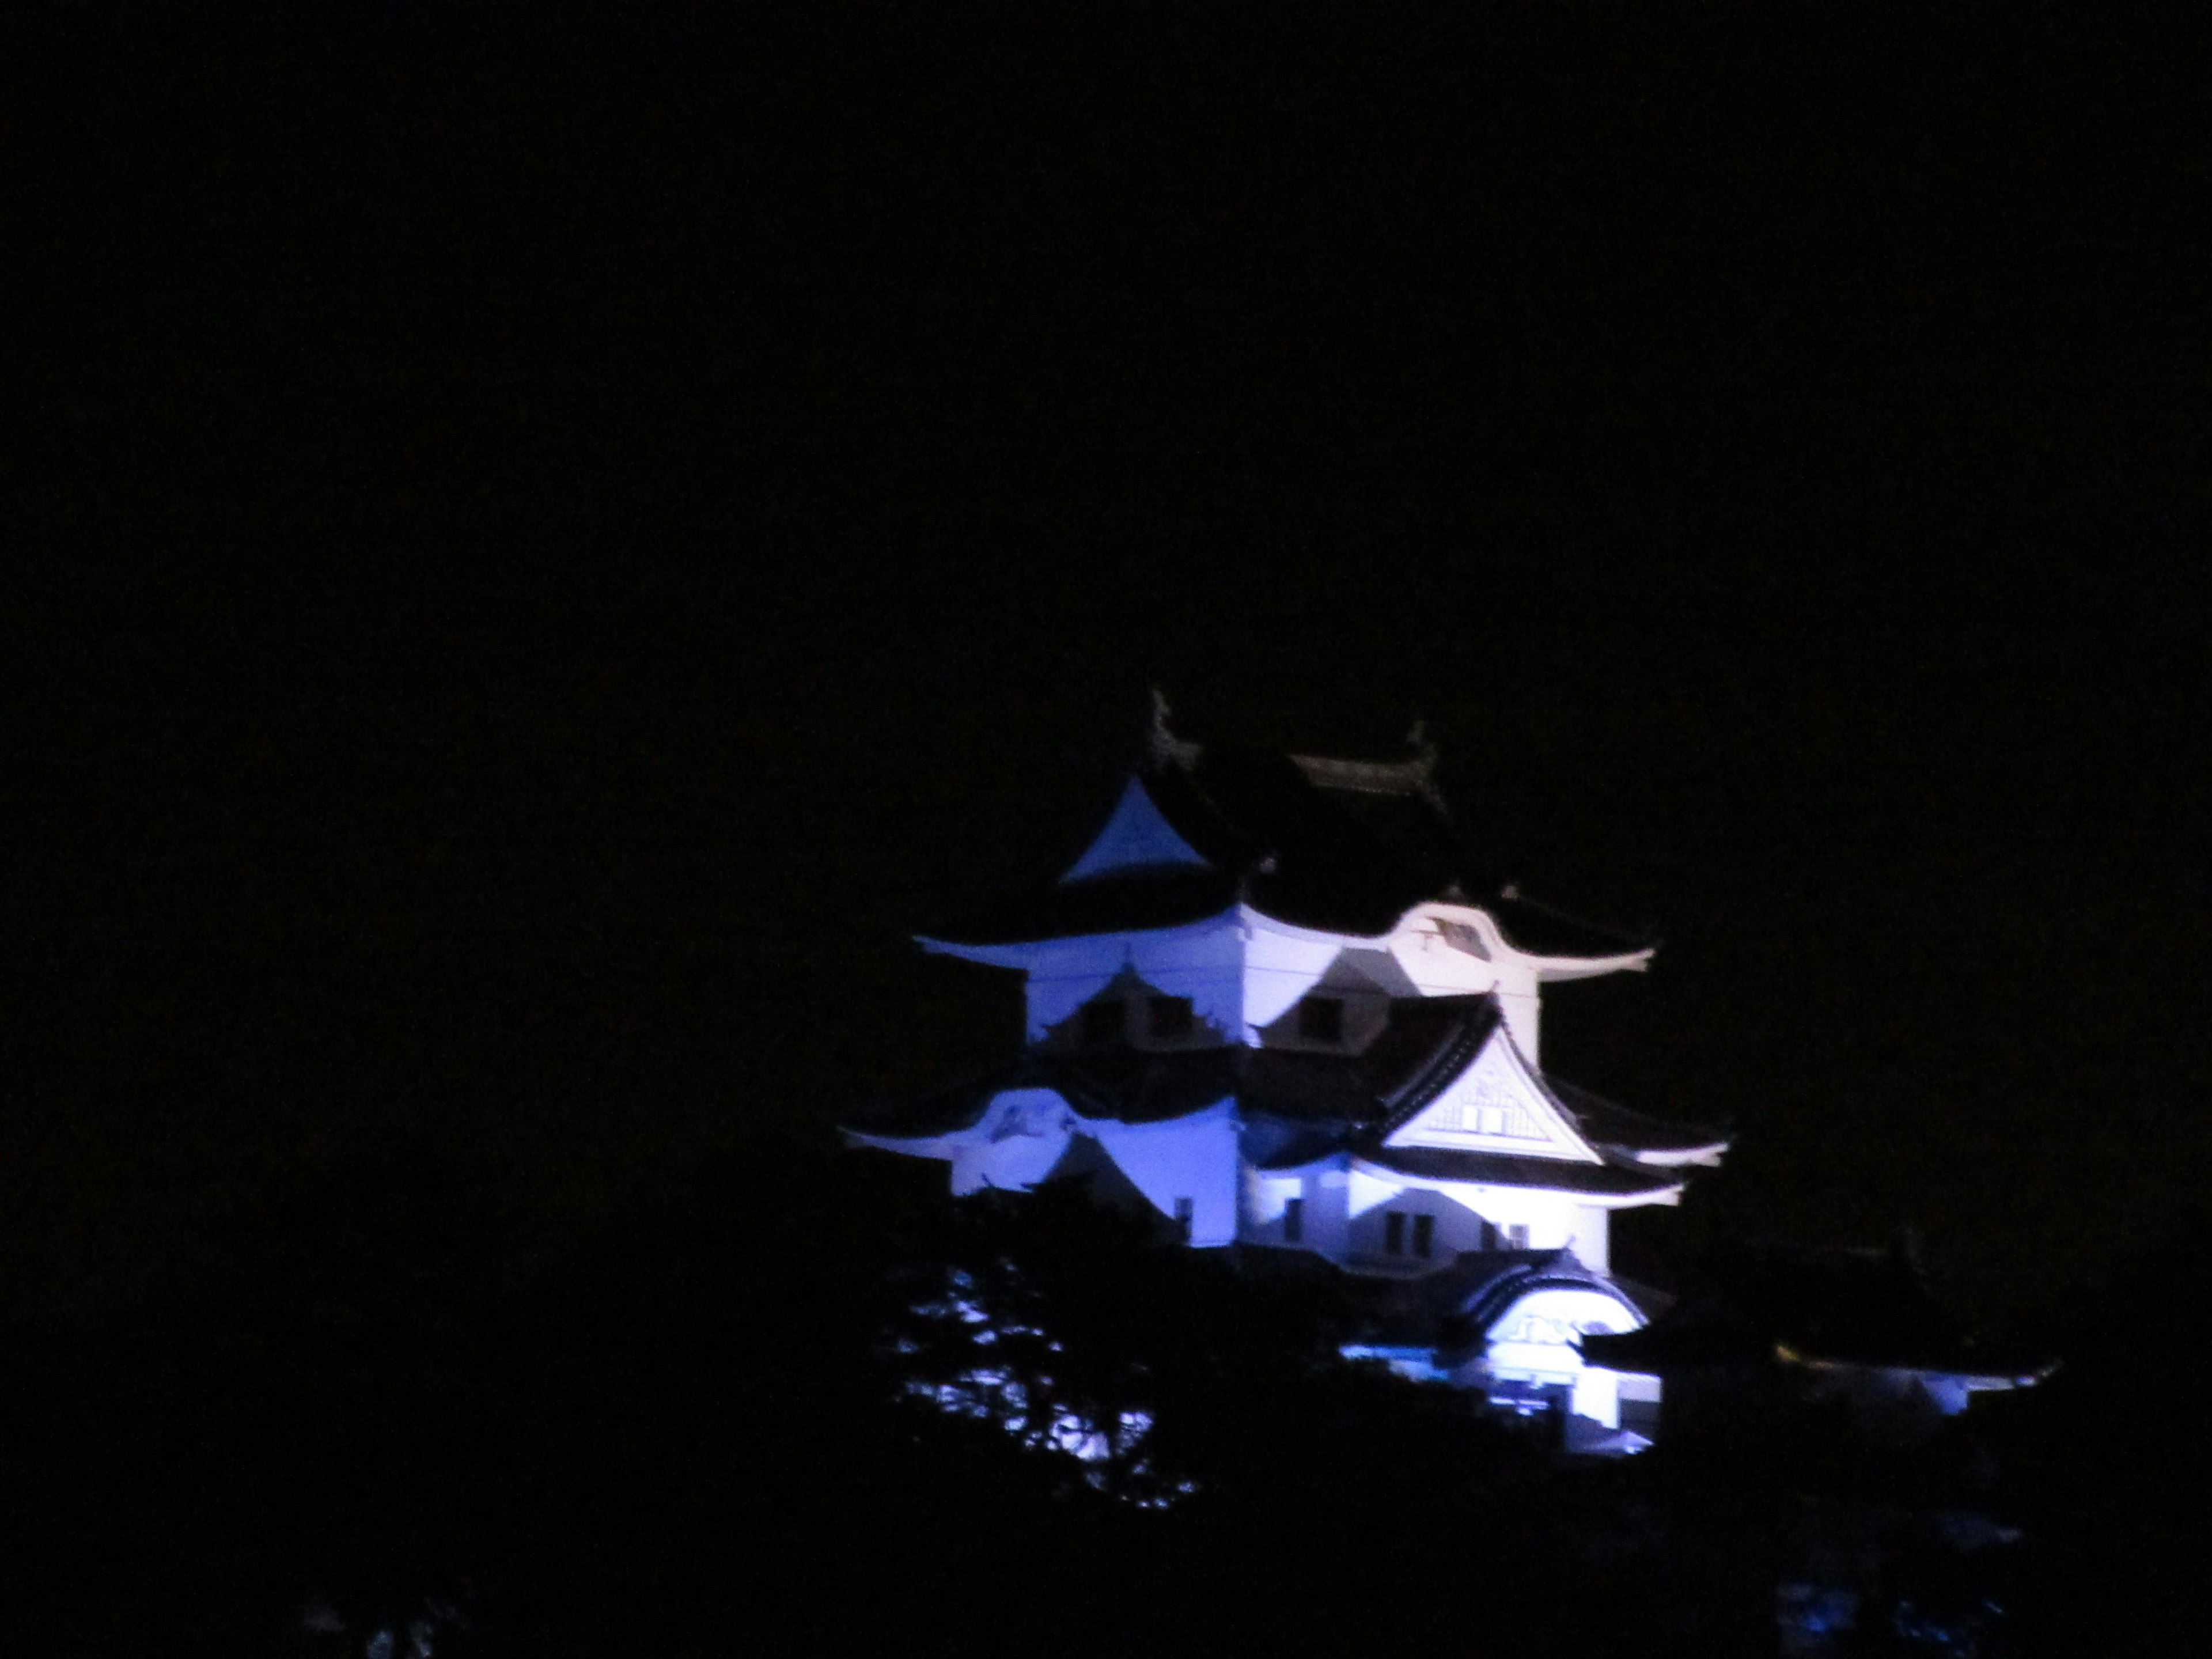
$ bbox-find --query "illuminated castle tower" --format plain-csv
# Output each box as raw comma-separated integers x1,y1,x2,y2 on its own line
844,699,1729,1450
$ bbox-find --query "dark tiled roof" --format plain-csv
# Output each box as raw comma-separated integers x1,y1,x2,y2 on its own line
1365,995,1499,1120
1033,1047,1246,1124
1548,1078,1728,1158
1485,891,1652,960
922,865,1240,946
842,1064,1022,1139
926,740,1550,944
1578,1238,2042,1377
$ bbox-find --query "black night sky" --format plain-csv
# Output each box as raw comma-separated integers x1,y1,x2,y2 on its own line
17,0,2212,1309
8,5,2212,1649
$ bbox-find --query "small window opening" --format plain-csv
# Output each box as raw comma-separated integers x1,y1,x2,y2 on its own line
1146,994,1195,1041
1173,1196,1195,1243
1296,996,1344,1043
1283,1196,1305,1244
1411,1214,1435,1260
1503,1222,1529,1249
1080,997,1126,1047
1384,1211,1406,1256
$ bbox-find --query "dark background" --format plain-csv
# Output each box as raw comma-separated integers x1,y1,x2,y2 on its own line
8,1,2209,1327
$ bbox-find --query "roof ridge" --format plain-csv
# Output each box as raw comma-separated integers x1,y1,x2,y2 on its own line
1287,748,1445,807
1493,884,1653,951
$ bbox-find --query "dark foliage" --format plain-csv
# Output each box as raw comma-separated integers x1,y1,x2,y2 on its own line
0,1140,1537,1651
1983,1215,2212,1659
0,1131,2077,1657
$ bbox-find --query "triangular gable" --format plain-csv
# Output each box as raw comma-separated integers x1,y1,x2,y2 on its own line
1060,775,1212,882
1383,1021,1601,1163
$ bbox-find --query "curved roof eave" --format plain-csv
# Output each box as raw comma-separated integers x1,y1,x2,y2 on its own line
915,904,1245,965
1528,947,1656,982
1350,1150,1687,1207
1608,1142,1729,1169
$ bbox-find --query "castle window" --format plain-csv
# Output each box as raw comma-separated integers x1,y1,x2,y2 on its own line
1283,1196,1305,1243
1411,1214,1435,1260
1146,994,1194,1040
1384,1211,1406,1255
1503,1223,1528,1249
1173,1196,1194,1242
1080,998,1126,1047
1296,996,1344,1044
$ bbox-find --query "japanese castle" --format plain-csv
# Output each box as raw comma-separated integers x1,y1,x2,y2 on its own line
845,700,1730,1452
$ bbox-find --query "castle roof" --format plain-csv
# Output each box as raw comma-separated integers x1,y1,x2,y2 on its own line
920,724,1649,955
1547,1078,1732,1166
846,990,1722,1199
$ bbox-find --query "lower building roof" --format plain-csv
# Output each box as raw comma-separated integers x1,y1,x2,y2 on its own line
1577,1237,2050,1380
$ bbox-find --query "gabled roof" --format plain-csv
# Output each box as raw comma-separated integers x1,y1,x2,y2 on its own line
1377,998,1601,1164
1548,1078,1730,1166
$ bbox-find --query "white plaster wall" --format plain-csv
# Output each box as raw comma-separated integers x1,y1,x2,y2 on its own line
1564,1203,1611,1272
1346,1171,1588,1254
1240,914,1347,1037
1241,1169,1305,1245
1339,1184,1502,1267
1306,1162,1353,1258
1091,1101,1241,1247
1238,1158,1356,1259
1333,1176,1605,1269
1461,1187,1584,1252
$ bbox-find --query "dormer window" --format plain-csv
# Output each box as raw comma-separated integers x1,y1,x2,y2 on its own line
1146,994,1195,1041
1296,995,1344,1044
1080,998,1126,1047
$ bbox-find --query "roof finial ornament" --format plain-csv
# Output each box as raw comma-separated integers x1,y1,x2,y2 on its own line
1146,685,1201,770
1406,717,1440,778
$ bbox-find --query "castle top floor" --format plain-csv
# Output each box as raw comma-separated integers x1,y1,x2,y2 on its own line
916,704,1652,1065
